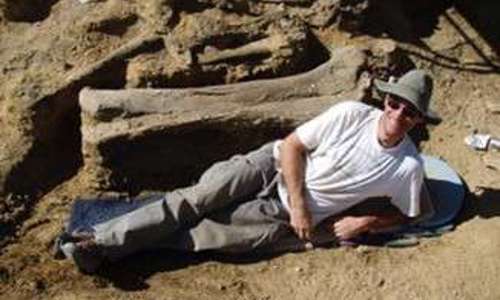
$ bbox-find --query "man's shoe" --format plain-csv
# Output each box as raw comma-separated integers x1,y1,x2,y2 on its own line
54,232,104,274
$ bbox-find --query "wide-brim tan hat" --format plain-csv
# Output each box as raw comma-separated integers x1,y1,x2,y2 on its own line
374,70,441,124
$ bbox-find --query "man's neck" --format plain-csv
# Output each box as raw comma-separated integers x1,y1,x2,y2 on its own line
378,136,402,148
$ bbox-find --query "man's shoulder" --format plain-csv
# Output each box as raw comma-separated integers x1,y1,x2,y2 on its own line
329,100,378,119
332,100,374,111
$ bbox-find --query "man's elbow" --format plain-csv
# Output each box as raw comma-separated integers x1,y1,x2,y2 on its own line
282,133,307,156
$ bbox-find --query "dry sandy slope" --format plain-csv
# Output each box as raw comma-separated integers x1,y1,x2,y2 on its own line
1,5,500,300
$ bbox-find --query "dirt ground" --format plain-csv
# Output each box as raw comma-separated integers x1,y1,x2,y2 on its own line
1,1,500,299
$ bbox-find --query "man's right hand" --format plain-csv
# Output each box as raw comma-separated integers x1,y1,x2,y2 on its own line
290,204,313,240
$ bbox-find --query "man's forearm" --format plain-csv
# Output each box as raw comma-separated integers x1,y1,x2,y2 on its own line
280,133,314,240
280,134,307,209
324,211,410,240
364,212,409,233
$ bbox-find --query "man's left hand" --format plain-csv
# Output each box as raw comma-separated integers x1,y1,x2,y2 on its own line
329,216,374,240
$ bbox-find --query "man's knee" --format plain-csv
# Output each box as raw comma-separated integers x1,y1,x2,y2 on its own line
243,141,276,183
171,142,277,214
200,141,276,185
199,154,256,186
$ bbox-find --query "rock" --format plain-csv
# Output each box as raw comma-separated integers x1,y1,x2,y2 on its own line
303,0,341,27
137,0,174,34
336,0,370,33
486,101,500,114
365,39,415,80
195,0,370,30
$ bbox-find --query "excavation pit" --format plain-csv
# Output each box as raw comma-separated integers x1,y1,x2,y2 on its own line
93,119,293,194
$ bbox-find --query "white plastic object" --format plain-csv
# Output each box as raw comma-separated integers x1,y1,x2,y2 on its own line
464,134,491,150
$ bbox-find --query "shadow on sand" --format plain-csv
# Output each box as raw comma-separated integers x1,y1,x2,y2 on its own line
457,186,500,224
363,0,500,74
91,249,288,291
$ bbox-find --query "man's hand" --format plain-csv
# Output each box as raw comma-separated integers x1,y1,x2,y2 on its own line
329,216,374,240
290,204,313,240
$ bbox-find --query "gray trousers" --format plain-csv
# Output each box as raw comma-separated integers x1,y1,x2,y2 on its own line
92,142,335,261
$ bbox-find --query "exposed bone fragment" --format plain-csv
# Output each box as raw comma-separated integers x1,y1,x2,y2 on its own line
197,35,287,65
65,35,164,86
126,10,316,87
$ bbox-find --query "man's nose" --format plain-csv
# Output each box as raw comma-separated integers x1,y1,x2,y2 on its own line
392,106,406,120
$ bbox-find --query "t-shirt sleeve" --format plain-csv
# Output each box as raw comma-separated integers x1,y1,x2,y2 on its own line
295,101,359,150
390,165,424,218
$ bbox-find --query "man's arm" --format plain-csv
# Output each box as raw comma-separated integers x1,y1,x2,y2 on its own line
280,132,313,240
323,211,410,241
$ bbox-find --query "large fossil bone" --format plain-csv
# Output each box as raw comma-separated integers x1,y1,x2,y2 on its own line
79,46,368,191
82,46,366,122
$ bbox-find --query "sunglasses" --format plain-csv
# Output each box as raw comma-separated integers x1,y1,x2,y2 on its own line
386,97,422,119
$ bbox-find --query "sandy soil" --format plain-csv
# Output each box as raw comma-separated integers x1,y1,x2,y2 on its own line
1,1,500,299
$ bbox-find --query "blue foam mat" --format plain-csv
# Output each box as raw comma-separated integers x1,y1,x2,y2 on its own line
67,194,163,234
418,155,465,229
65,155,465,247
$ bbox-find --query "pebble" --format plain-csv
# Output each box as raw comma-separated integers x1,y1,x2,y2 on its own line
486,101,500,114
253,118,263,126
377,278,385,287
304,242,314,250
27,278,46,293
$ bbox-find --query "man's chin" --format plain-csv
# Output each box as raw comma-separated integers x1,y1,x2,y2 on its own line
387,129,406,140
385,122,410,139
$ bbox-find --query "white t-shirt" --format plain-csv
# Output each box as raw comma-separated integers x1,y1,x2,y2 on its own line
275,101,424,225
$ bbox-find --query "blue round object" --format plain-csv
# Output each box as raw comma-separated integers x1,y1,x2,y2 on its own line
418,155,465,229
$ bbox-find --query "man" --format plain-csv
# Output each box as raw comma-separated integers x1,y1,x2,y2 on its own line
282,69,435,241
58,69,436,273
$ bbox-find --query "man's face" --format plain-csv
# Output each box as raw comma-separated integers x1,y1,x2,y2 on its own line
381,94,424,139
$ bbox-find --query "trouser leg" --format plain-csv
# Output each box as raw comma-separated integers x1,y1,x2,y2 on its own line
92,142,277,260
161,196,290,253
162,195,338,254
